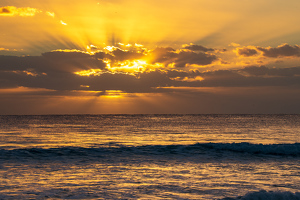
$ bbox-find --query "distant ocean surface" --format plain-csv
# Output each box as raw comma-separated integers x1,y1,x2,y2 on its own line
0,114,299,200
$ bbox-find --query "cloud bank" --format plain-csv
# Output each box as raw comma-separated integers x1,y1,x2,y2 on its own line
1,44,300,94
1,43,300,114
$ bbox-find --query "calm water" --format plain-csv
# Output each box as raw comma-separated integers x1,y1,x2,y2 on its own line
0,115,299,199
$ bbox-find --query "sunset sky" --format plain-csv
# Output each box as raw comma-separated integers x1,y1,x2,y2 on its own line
1,0,300,114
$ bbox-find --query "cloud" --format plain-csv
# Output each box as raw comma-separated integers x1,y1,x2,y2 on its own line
94,45,218,68
197,66,300,87
1,46,300,98
147,47,218,67
109,48,144,61
147,47,176,64
174,51,217,67
0,6,41,17
0,51,106,75
241,65,300,77
60,20,67,25
236,47,258,57
46,12,55,18
257,44,300,58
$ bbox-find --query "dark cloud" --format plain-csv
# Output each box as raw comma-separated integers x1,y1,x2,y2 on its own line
193,67,300,87
1,50,300,96
257,44,300,58
148,47,176,64
165,66,300,88
0,55,46,72
166,70,189,78
174,51,217,67
148,47,217,67
0,7,10,14
0,53,173,92
94,51,113,60
1,51,300,115
0,53,106,89
183,44,214,52
1,45,300,114
236,47,258,57
0,53,101,74
241,65,300,77
110,48,144,61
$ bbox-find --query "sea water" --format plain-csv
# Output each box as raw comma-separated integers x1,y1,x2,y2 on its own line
0,114,299,199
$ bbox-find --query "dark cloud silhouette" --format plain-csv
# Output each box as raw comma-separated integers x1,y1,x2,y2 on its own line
147,47,217,67
0,52,104,74
1,49,300,115
148,47,177,64
241,65,300,77
183,44,214,52
236,47,258,57
110,48,144,61
174,51,217,67
257,44,300,58
165,70,189,79
94,51,113,60
1,49,300,97
0,7,10,14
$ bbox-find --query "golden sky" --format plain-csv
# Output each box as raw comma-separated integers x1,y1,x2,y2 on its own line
1,0,300,114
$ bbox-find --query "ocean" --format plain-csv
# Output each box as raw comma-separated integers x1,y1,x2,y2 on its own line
0,114,299,199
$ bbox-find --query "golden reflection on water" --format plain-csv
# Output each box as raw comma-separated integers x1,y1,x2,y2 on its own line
2,159,299,199
1,115,300,199
1,117,299,150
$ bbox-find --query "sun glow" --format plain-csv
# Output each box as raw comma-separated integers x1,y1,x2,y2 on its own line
106,60,147,74
0,86,55,94
0,0,240,55
60,20,67,26
74,69,102,76
103,90,126,98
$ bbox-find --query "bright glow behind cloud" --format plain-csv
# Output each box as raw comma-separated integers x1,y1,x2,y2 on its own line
1,0,300,114
2,0,299,54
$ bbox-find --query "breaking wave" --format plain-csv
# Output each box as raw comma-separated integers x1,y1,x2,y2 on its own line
1,142,299,161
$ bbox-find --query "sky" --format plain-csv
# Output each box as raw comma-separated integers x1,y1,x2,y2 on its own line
1,0,300,114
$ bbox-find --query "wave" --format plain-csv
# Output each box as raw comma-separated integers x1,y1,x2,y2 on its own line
197,142,300,156
222,190,300,200
1,142,300,161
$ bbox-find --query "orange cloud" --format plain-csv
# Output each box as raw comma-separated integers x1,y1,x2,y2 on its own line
235,47,258,57
235,44,300,58
257,44,300,58
0,6,41,17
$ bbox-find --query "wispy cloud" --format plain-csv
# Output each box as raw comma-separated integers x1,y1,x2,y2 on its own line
46,11,55,18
